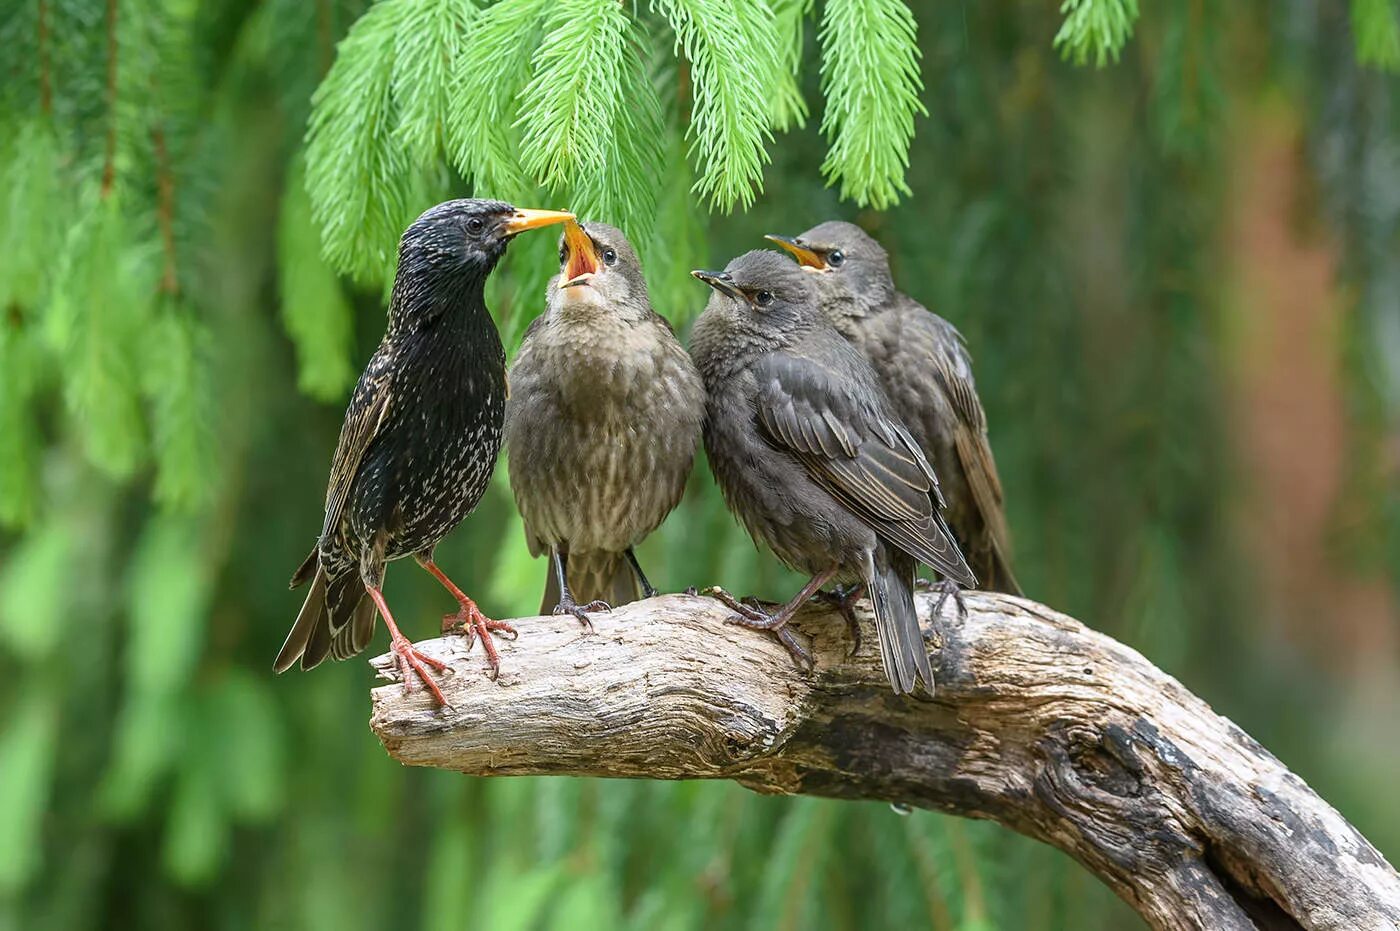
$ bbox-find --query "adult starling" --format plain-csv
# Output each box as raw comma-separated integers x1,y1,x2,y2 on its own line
690,250,975,695
766,222,1021,598
275,199,573,704
505,220,705,620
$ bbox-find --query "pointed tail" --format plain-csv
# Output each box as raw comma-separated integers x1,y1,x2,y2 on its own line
866,547,933,695
275,548,377,672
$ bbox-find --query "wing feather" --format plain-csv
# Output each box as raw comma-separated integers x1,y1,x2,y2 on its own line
753,352,975,586
322,348,395,541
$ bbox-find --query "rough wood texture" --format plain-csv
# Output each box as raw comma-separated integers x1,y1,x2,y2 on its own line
369,591,1400,931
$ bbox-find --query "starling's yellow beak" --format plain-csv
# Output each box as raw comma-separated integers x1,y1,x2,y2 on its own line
691,269,744,300
764,234,827,270
559,220,599,288
504,208,574,236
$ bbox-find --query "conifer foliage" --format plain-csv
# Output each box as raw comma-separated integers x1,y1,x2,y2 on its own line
1,0,1399,927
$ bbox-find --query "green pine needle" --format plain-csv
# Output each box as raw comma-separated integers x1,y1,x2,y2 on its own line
516,0,635,191
305,0,414,283
654,0,776,209
142,305,218,511
769,0,813,131
278,156,356,401
447,0,551,193
392,0,477,166
819,0,925,209
1352,0,1400,71
1054,0,1140,67
47,191,150,479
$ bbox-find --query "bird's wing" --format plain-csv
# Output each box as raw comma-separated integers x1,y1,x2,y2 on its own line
919,306,1014,577
752,352,974,586
321,347,395,541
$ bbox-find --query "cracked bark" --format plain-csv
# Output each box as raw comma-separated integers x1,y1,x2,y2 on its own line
368,591,1400,931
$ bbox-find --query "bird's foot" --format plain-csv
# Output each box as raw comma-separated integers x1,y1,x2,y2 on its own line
552,597,610,631
812,584,864,657
442,601,517,680
389,633,451,707
926,579,969,620
705,587,813,670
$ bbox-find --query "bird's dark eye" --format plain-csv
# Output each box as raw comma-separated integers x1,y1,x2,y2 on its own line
827,250,845,268
754,290,774,307
466,216,486,235
602,248,618,267
559,245,567,265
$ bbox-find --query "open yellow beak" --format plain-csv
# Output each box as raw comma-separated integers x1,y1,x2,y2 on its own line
765,234,827,270
504,208,574,236
560,220,600,288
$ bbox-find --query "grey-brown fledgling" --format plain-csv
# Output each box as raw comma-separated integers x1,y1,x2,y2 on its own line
275,200,574,704
767,222,1021,600
505,220,705,622
690,250,975,695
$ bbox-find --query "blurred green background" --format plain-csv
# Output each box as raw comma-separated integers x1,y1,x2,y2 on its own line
2,0,1398,928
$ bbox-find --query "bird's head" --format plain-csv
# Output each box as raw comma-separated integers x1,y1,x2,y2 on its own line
691,250,821,350
399,199,574,280
764,220,895,311
549,220,650,320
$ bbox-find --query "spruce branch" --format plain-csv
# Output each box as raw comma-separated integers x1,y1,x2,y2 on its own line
392,0,476,166
142,305,216,510
446,0,550,192
515,0,636,194
768,0,812,131
277,155,356,401
102,0,119,197
653,0,776,209
818,0,925,210
1054,0,1140,67
37,0,52,116
304,0,413,283
1352,0,1400,71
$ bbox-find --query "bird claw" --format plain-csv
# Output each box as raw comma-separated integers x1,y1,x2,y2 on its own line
390,636,451,707
774,626,814,670
442,603,516,679
706,587,778,628
929,579,968,620
552,598,609,631
705,587,812,667
811,585,863,657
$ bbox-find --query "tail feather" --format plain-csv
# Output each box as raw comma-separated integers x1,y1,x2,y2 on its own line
539,551,641,615
275,549,375,673
866,547,932,695
976,544,1022,597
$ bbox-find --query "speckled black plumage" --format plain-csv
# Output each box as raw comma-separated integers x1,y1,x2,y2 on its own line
276,199,571,692
769,221,1021,597
690,251,974,695
505,221,705,618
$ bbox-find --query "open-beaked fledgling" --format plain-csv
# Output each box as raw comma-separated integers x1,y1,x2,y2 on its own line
275,200,573,704
690,250,975,695
505,220,705,620
767,222,1021,598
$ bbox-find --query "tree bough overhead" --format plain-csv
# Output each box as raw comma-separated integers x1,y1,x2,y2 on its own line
370,592,1400,931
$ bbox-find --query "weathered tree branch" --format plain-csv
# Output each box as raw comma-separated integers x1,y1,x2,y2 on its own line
369,591,1400,931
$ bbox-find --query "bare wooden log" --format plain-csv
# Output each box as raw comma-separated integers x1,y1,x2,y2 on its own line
369,591,1400,931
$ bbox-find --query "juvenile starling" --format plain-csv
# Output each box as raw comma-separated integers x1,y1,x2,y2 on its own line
767,222,1021,598
275,199,573,703
505,220,705,620
690,250,975,695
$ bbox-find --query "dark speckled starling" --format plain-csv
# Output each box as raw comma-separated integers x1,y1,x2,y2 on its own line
275,199,573,703
690,250,975,695
505,220,705,621
767,222,1021,600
